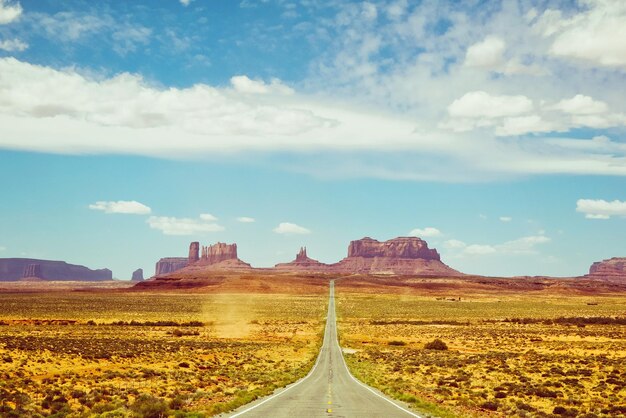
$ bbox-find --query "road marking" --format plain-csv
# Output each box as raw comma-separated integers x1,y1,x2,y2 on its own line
228,299,332,417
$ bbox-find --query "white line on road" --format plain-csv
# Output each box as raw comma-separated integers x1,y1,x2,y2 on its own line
228,305,331,417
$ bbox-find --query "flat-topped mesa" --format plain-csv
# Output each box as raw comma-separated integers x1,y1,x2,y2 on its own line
155,257,188,276
347,237,441,261
588,257,626,279
197,242,238,265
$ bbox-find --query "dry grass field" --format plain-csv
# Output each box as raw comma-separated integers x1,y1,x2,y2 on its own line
0,290,327,417
335,279,626,418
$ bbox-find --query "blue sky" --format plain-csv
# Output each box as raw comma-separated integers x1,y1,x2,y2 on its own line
0,0,625,278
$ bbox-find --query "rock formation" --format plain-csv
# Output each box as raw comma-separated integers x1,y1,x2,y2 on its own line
587,257,626,280
0,258,112,281
188,242,200,263
275,247,330,271
23,263,42,279
198,242,238,264
155,257,188,276
131,268,144,281
347,237,440,260
331,237,460,276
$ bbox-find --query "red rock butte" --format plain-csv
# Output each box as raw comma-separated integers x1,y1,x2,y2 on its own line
587,257,626,281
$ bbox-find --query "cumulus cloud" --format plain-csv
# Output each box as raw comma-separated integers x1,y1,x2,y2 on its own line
89,200,151,215
230,75,294,95
464,36,506,69
273,222,311,235
553,95,609,115
545,0,626,68
0,0,22,24
576,199,626,219
237,216,255,223
408,227,441,237
448,91,533,119
179,0,193,6
147,215,224,235
199,213,218,221
0,38,27,51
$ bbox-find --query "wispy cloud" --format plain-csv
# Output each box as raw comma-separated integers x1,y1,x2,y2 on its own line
237,216,255,223
89,200,152,215
147,215,224,235
273,222,311,235
499,216,512,222
576,199,626,220
408,227,441,237
0,38,27,51
445,234,550,256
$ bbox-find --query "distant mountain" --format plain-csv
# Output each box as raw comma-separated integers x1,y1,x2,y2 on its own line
0,258,112,281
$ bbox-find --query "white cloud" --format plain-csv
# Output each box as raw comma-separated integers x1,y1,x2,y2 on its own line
199,213,218,221
0,38,27,51
179,0,193,6
0,0,22,24
498,235,551,254
553,94,609,115
445,235,550,256
89,200,151,215
237,216,255,223
273,222,311,235
464,244,497,255
576,198,626,219
443,239,466,249
447,91,533,119
0,246,6,252
464,36,506,69
230,75,294,95
546,0,626,68
408,227,441,237
147,215,224,235
499,216,512,222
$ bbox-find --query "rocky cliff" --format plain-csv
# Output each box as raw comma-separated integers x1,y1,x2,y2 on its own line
587,257,626,279
0,258,112,281
131,268,144,281
155,257,188,276
198,242,238,265
275,247,330,271
348,237,440,260
332,237,460,276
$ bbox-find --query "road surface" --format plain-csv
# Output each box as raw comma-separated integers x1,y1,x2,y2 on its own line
226,281,421,418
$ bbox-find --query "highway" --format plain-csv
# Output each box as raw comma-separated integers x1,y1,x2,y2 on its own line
225,281,421,418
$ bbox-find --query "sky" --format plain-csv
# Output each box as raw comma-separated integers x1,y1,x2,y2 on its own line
0,0,625,279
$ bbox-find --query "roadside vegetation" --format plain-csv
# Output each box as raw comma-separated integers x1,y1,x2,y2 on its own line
0,292,326,416
336,290,626,417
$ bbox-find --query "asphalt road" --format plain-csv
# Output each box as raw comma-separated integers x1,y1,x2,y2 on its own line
226,281,421,418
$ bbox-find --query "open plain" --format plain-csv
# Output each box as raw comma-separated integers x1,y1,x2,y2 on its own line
1,273,625,417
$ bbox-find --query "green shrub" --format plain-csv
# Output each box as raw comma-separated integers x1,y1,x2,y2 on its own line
131,394,169,418
424,339,448,350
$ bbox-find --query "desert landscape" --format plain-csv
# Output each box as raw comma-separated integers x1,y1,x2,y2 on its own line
1,237,625,417
1,1,625,416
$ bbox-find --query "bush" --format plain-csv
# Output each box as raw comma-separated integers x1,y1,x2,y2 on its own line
481,401,499,411
388,340,407,346
424,339,448,350
131,394,169,418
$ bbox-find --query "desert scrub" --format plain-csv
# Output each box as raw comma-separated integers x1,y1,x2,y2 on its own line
0,291,327,416
336,291,626,417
